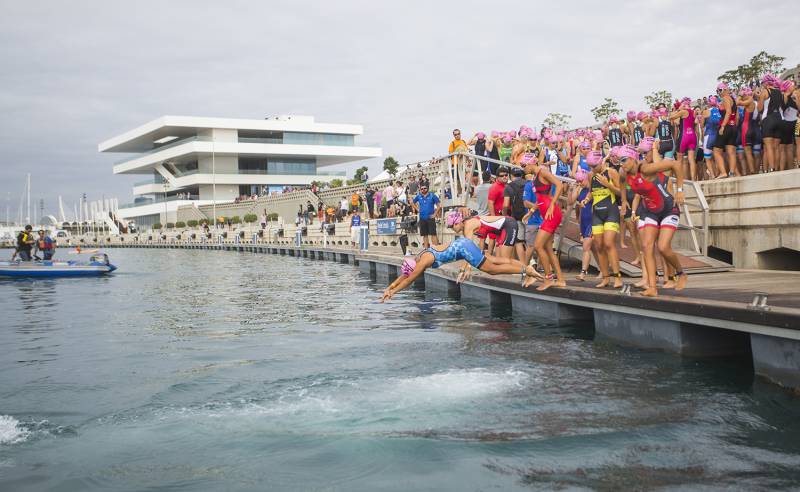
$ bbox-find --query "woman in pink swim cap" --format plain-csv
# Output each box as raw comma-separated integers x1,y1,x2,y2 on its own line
671,97,699,181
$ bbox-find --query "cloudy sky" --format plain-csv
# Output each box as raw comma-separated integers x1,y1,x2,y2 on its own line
0,0,795,221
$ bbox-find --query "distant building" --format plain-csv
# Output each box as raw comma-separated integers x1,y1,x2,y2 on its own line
99,115,381,226
781,64,800,82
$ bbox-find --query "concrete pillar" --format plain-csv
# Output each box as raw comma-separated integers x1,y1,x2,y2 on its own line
338,253,350,264
751,334,800,390
510,295,593,323
375,262,398,281
594,309,750,356
359,260,375,276
460,283,511,307
424,272,460,298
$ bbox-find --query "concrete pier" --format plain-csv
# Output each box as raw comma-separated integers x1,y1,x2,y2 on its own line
751,334,800,389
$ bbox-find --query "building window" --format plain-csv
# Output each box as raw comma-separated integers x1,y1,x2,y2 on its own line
267,158,316,175
238,158,268,174
283,132,354,146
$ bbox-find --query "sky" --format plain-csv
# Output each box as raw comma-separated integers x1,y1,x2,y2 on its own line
0,0,796,222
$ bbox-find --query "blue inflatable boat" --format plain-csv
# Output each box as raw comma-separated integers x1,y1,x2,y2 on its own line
0,254,117,278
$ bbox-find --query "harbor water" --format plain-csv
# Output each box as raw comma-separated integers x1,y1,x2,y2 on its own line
2,249,800,491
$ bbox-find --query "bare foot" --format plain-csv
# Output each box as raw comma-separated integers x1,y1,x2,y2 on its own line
536,279,555,291
634,279,647,289
640,287,658,297
620,242,628,249
676,272,688,290
522,276,537,288
613,276,623,288
631,257,641,267
555,280,566,288
576,271,586,281
663,280,676,289
595,277,610,288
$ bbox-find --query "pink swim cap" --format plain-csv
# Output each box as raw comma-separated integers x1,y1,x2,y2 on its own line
626,111,636,122
649,110,659,119
716,82,729,91
637,136,655,152
658,108,668,117
401,258,417,277
637,111,647,121
542,128,553,140
491,130,499,138
586,150,603,166
575,168,588,183
761,74,779,87
609,115,619,124
782,79,796,92
739,87,753,97
508,130,517,138
502,136,512,144
519,153,537,165
592,129,603,141
579,140,591,150
618,145,639,160
445,210,464,228
476,131,486,139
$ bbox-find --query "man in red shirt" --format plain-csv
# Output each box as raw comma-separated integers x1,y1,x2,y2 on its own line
487,167,508,215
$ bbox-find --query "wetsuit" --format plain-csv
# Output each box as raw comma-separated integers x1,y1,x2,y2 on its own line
703,108,721,158
713,95,738,148
627,172,680,230
623,180,636,221
590,168,620,235
578,187,593,239
425,237,486,269
533,169,562,234
499,144,513,162
473,216,520,247
487,142,501,175
657,118,675,158
577,155,590,172
739,104,756,147
474,138,488,172
761,87,785,139
633,124,645,147
782,97,798,145
607,126,624,148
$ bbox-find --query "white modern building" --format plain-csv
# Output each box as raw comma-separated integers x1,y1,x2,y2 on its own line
99,115,382,227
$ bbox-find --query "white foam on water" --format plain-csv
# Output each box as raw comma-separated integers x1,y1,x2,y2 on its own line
0,415,30,445
393,368,531,402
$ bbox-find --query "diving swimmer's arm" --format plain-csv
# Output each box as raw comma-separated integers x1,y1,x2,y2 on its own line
380,254,431,302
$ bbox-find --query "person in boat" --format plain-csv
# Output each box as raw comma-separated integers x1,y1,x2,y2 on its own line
35,230,55,260
380,235,543,302
15,225,35,261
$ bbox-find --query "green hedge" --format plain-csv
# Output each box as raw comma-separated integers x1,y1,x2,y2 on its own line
231,216,241,224
175,221,186,228
267,213,279,221
187,220,198,227
243,213,257,223
166,222,175,229
152,223,163,230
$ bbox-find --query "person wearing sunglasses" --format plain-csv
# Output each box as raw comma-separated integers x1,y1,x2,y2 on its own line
448,129,467,155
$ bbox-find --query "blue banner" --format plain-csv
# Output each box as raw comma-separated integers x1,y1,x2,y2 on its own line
376,218,397,235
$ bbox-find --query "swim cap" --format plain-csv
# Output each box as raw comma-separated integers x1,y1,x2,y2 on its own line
761,74,779,87
781,79,795,92
716,82,729,91
401,258,416,277
491,130,499,138
618,145,639,160
508,130,517,138
680,97,692,107
637,136,655,152
637,111,647,121
739,87,753,97
592,129,603,141
586,150,603,166
575,168,588,183
445,210,464,227
609,115,619,124
708,95,719,107
519,152,537,165
542,128,553,140
626,111,636,122
476,131,486,139
658,108,668,117
579,140,591,150
502,136,512,144
649,109,659,119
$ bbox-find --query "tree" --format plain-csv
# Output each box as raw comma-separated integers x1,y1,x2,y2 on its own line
542,113,572,131
718,51,786,89
231,216,241,224
187,220,198,228
383,156,399,177
243,214,258,223
644,90,673,109
329,178,344,188
353,166,369,183
590,98,621,123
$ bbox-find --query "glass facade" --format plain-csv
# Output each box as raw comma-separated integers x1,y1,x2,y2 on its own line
267,158,316,175
283,132,354,146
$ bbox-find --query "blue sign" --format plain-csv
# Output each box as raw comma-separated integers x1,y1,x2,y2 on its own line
376,218,397,235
